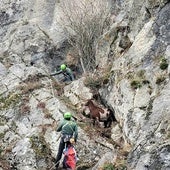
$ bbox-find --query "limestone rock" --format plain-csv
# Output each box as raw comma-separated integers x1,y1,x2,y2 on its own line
0,62,7,76
0,0,170,169
64,77,93,107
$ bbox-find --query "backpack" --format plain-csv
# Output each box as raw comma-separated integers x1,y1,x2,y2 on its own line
63,145,77,170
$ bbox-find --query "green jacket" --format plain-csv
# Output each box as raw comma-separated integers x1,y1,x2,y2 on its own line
57,119,78,140
51,67,75,81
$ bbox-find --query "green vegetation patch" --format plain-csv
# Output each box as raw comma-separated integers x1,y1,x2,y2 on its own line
130,79,142,89
156,75,166,84
84,65,113,90
0,93,21,111
160,58,168,70
30,135,51,159
0,132,6,139
102,163,127,170
129,70,150,90
0,116,7,126
102,163,115,170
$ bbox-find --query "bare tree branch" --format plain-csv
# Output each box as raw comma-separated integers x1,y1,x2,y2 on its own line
57,0,111,72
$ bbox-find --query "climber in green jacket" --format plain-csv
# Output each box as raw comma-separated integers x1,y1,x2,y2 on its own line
51,64,75,82
55,112,78,169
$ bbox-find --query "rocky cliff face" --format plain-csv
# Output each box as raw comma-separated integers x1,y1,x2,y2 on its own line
0,0,170,170
97,0,170,169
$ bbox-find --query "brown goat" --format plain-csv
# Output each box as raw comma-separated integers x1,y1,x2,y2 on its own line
83,99,115,128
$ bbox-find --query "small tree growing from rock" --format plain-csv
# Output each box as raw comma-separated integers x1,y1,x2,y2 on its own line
57,0,111,72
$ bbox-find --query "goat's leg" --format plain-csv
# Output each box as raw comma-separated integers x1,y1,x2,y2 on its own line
96,117,102,127
92,118,96,126
104,121,107,128
108,119,112,127
105,117,112,128
90,114,95,126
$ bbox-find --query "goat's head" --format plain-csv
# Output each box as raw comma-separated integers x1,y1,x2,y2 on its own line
85,99,94,106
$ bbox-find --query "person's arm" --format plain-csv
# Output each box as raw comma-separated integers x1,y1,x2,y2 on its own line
50,70,62,76
56,121,64,132
73,124,78,142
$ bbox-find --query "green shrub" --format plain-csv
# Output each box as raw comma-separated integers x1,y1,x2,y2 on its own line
0,93,21,110
30,135,51,158
160,58,168,70
130,80,142,89
156,76,166,84
103,163,115,170
129,70,150,90
142,80,150,84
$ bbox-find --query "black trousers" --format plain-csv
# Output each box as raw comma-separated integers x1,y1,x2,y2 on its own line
56,137,72,169
55,137,65,168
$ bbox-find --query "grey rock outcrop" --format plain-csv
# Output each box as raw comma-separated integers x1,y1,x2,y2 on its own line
98,1,170,169
0,0,170,169
64,77,93,107
0,63,7,76
0,65,113,169
0,0,67,72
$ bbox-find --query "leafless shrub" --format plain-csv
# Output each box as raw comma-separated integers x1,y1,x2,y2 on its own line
19,82,43,94
43,108,53,119
52,80,64,96
20,105,31,114
84,64,113,90
57,0,111,72
37,102,46,109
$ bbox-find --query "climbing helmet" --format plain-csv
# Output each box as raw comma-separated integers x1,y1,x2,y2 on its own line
64,112,72,119
60,64,66,71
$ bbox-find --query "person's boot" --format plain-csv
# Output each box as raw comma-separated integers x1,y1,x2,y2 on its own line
55,162,59,170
